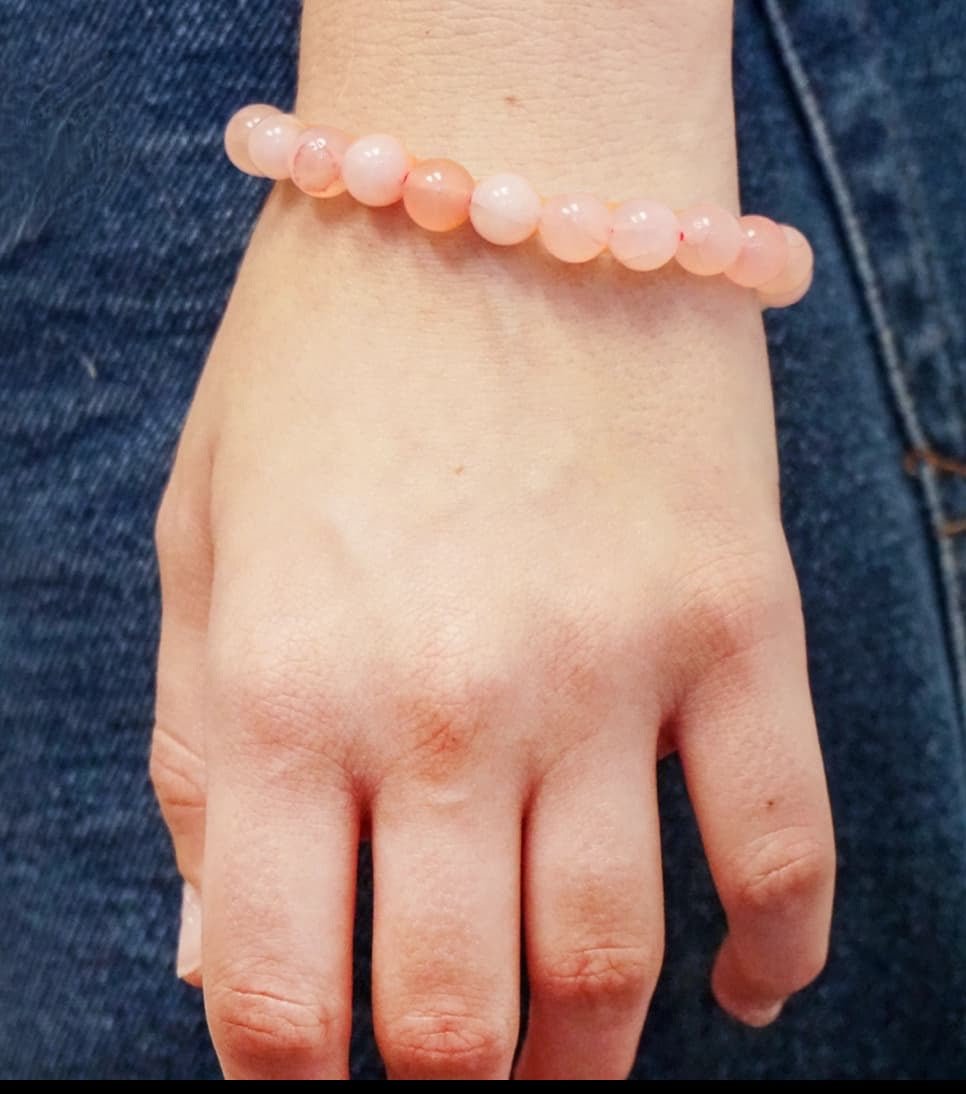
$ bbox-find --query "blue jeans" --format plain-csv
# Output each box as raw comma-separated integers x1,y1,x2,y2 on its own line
1,0,965,1079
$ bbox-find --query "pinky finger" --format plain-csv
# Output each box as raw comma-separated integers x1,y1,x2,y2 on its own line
678,613,835,1024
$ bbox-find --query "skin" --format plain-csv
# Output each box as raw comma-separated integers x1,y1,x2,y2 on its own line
151,0,835,1080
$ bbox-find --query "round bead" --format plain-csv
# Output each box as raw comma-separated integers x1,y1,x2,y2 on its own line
248,113,304,180
470,173,542,246
725,215,789,288
403,158,475,232
609,198,680,271
675,204,744,276
757,225,814,308
224,104,280,176
290,126,352,198
538,193,612,263
342,134,411,207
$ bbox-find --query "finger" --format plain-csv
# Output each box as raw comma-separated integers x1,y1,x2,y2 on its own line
201,668,358,1080
677,590,835,1026
371,778,521,1080
150,476,212,986
516,743,663,1080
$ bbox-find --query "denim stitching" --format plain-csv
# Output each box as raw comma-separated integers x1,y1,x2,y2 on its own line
854,1,966,458
761,0,966,728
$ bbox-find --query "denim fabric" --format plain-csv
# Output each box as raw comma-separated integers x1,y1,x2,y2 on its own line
1,0,964,1080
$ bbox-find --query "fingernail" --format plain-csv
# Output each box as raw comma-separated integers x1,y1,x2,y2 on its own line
731,999,785,1028
176,881,202,986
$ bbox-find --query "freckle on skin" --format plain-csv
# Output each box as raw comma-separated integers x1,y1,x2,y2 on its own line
766,799,775,809
454,465,465,475
505,94,520,106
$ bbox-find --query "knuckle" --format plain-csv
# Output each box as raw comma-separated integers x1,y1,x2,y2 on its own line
155,485,211,610
206,630,355,790
208,981,339,1074
392,663,500,776
210,635,346,756
532,943,661,1010
153,488,182,558
149,725,205,811
539,605,613,707
155,486,205,568
673,548,803,675
379,1007,514,1078
728,829,834,918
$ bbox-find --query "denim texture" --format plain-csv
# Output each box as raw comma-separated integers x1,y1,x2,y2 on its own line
1,0,964,1080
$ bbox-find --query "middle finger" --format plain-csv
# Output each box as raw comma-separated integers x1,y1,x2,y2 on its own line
371,760,522,1080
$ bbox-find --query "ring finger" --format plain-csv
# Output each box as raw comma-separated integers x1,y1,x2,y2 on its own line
516,738,663,1080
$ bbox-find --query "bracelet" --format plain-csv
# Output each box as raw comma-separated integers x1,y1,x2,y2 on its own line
224,104,814,309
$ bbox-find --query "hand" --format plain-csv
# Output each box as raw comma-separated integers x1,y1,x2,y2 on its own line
150,177,834,1079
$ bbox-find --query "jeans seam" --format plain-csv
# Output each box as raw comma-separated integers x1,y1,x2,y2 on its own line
760,0,966,731
855,2,966,458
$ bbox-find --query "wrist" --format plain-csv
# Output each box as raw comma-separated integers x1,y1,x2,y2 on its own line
296,0,737,204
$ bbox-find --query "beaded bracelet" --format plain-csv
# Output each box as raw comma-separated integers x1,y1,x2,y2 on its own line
225,104,814,309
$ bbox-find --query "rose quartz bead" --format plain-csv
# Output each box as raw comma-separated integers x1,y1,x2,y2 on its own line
224,104,279,176
248,113,304,180
290,126,352,198
342,134,411,207
676,204,744,276
470,173,542,246
724,215,789,288
403,158,475,232
538,193,612,263
609,198,680,271
757,225,815,308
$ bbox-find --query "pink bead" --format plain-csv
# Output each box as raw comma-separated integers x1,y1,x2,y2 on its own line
757,225,815,308
342,134,411,207
470,173,542,246
248,113,304,180
676,204,744,276
403,158,475,232
609,198,680,271
725,215,789,288
290,126,352,198
224,104,279,176
538,193,612,263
